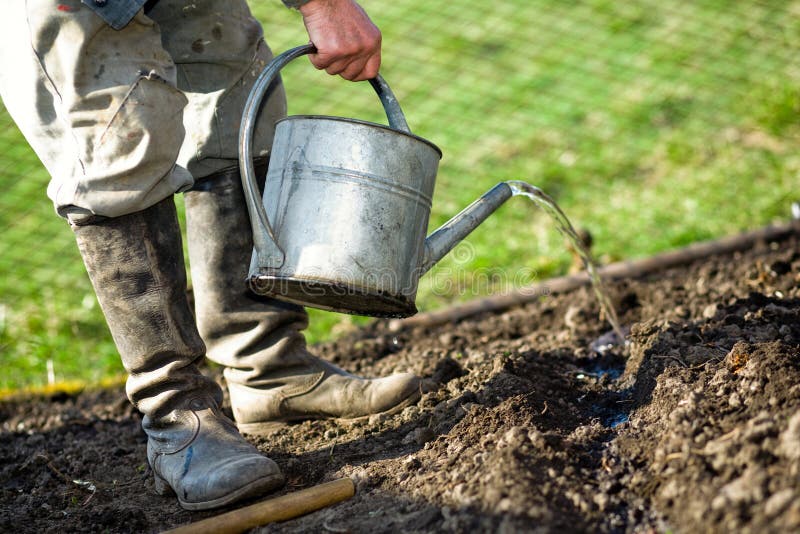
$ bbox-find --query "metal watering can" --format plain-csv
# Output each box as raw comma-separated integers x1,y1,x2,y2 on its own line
239,44,514,318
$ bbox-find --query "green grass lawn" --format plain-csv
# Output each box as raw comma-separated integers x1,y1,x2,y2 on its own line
1,0,798,392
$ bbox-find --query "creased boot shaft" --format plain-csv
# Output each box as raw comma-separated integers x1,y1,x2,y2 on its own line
73,198,220,417
185,164,314,388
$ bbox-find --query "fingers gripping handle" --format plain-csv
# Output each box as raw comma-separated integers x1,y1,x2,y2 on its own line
239,44,412,271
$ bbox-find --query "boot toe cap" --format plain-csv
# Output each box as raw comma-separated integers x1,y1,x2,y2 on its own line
179,454,284,510
370,372,421,413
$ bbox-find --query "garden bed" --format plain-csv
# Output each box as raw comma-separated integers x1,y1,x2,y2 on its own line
2,230,799,533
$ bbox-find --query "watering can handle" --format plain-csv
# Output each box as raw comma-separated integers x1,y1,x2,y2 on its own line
239,43,413,270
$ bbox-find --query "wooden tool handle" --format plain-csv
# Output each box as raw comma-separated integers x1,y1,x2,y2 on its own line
162,478,355,534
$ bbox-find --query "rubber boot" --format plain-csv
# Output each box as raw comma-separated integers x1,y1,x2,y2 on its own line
71,197,284,510
184,164,421,433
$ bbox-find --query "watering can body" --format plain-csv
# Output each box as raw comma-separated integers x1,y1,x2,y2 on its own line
255,115,441,316
240,45,512,318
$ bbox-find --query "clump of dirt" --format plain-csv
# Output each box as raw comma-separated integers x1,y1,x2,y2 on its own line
1,233,799,533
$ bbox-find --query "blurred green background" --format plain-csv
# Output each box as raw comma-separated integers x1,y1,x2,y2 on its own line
1,0,798,392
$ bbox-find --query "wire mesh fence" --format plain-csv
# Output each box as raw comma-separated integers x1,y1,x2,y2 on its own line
1,0,798,390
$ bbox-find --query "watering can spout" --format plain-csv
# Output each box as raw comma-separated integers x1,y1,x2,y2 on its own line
419,182,514,275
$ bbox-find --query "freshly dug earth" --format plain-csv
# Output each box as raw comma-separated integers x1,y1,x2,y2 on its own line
2,232,799,533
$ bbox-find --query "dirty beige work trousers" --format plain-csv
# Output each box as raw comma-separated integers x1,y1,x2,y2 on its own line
0,0,285,219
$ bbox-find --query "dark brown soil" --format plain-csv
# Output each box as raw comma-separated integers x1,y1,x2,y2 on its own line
2,233,799,533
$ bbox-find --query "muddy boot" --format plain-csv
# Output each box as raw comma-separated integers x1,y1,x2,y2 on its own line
185,164,421,433
71,198,284,510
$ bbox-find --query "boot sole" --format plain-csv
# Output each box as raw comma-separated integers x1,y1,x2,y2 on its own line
237,388,422,436
155,471,285,511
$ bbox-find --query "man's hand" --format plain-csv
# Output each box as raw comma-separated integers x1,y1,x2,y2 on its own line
299,0,381,81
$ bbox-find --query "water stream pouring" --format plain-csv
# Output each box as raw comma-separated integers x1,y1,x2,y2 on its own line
240,44,621,330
